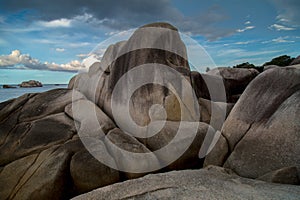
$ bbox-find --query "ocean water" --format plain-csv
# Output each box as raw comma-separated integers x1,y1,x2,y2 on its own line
0,84,68,103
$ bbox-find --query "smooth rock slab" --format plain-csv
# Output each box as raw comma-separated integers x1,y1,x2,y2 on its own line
64,99,116,137
4,146,72,200
0,154,38,199
141,121,216,170
18,89,85,122
105,128,160,179
72,166,300,200
198,98,234,130
257,166,300,185
70,148,120,194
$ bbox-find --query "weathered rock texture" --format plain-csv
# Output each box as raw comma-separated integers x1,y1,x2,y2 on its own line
72,22,198,127
72,166,300,200
0,22,298,200
290,55,300,65
205,66,300,183
0,23,223,199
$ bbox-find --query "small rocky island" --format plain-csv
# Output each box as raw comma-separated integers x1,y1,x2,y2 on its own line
19,80,43,88
2,85,16,89
0,23,299,200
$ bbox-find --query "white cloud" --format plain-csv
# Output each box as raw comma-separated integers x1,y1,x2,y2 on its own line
105,30,121,36
244,21,251,25
217,48,282,57
276,16,290,23
272,36,295,43
68,42,92,48
76,53,89,59
269,23,296,31
32,39,93,49
55,48,65,52
261,36,295,44
37,18,71,28
236,26,255,33
0,50,86,72
0,38,7,45
217,48,244,56
33,39,58,44
234,41,254,45
269,0,300,27
0,16,5,23
44,60,83,71
4,14,98,34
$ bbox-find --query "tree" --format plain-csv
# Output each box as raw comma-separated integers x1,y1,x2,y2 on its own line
263,55,294,67
233,62,256,69
232,62,263,72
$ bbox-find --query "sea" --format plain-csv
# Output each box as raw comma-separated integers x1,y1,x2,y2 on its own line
0,84,68,103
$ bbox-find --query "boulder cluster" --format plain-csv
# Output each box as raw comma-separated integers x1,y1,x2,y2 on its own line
0,23,299,199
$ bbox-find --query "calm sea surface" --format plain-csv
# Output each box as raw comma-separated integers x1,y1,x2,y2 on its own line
0,84,68,103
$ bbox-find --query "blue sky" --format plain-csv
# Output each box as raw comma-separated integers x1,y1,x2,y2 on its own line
0,0,299,83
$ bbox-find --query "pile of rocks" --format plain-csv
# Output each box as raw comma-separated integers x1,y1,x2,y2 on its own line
0,23,299,199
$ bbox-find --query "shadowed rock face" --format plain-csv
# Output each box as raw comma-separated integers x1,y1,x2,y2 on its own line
205,66,300,181
206,67,259,102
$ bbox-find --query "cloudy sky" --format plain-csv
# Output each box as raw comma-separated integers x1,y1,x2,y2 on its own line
0,0,299,83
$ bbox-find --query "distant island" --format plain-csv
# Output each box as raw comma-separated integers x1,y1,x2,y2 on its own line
2,80,43,89
2,84,16,89
19,80,43,88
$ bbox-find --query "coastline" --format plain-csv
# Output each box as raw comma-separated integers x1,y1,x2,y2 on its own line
0,84,68,103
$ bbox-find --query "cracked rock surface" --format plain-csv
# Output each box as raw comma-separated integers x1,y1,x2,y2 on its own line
205,66,300,182
1,22,299,199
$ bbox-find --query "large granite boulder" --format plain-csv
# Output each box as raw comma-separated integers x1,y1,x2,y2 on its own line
257,166,300,185
205,66,300,183
0,146,73,200
198,98,234,130
263,65,280,71
290,55,300,65
72,22,199,129
191,71,227,102
190,71,234,130
72,166,300,200
104,128,160,179
0,89,121,199
0,23,215,199
207,67,259,102
70,148,120,194
0,89,85,199
0,113,76,166
191,68,258,130
139,121,216,170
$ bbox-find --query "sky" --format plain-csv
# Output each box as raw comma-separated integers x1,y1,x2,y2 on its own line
0,0,299,84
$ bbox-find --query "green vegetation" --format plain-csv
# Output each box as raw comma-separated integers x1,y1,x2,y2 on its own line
231,55,296,72
233,62,256,69
263,55,294,67
233,62,263,72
